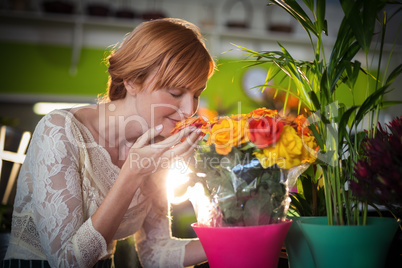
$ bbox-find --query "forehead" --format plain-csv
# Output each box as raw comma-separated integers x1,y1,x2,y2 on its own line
156,60,211,91
141,74,205,94
152,73,207,93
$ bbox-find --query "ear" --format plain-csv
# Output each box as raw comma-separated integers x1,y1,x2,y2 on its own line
124,80,138,96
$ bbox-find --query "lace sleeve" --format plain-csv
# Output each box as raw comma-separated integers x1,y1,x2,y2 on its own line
134,195,193,268
29,111,108,267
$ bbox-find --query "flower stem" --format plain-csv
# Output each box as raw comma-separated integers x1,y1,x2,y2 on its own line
362,201,368,225
323,166,333,225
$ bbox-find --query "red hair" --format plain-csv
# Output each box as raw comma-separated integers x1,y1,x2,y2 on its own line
102,18,215,101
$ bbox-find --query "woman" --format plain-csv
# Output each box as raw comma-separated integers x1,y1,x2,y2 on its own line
3,18,215,267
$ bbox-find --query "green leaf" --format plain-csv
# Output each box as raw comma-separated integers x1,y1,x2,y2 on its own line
315,0,327,35
329,42,361,93
290,193,312,216
380,101,402,109
300,176,313,204
270,0,318,37
385,64,402,86
289,194,306,216
308,120,324,150
319,69,331,106
354,85,389,127
239,142,256,151
340,0,386,55
344,60,362,89
302,0,314,11
338,106,358,150
308,90,320,111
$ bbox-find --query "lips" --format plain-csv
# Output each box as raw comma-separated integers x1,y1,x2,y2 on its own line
167,117,181,127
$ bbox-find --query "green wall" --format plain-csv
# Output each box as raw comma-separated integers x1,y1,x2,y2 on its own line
0,42,259,114
0,42,378,116
0,42,109,97
202,59,263,114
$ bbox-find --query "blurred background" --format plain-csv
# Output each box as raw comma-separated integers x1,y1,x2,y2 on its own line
0,0,401,266
1,0,400,133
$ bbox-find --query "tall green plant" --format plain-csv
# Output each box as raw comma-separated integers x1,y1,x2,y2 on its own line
238,0,402,225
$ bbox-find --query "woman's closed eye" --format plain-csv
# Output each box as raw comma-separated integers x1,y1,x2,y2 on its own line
168,88,183,98
170,93,182,98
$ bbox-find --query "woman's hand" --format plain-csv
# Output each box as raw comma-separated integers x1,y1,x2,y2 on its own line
122,124,202,179
93,125,201,243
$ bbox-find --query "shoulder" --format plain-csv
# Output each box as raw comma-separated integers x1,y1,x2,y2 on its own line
31,109,87,148
33,109,75,137
25,110,81,168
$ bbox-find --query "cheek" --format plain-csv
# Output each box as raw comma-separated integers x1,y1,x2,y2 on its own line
153,105,178,118
194,99,200,112
151,93,180,112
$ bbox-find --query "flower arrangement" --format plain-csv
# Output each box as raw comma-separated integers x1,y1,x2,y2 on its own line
351,116,402,227
172,108,318,227
238,0,402,225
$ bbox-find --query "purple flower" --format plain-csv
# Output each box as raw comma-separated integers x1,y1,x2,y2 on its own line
352,117,402,209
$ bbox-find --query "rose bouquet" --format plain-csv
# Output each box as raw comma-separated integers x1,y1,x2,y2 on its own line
172,108,318,227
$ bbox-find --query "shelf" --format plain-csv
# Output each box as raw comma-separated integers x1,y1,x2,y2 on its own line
0,9,315,55
1,9,397,72
1,10,142,74
1,10,141,28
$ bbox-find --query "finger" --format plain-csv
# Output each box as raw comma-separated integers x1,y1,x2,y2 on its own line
179,139,200,160
132,124,164,148
183,129,203,148
154,126,197,148
166,130,202,158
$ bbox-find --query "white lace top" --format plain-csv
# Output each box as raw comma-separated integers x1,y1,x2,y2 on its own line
5,109,192,268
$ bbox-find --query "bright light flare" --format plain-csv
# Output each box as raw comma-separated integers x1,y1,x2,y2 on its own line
166,162,213,223
33,102,90,115
187,182,213,225
166,161,191,204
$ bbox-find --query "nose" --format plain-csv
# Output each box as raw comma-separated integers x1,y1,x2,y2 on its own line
180,94,197,118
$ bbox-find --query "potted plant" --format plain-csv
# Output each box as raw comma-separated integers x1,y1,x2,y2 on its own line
237,0,401,267
285,165,326,268
172,108,318,267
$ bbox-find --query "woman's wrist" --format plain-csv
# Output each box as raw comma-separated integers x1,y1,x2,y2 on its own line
117,165,144,194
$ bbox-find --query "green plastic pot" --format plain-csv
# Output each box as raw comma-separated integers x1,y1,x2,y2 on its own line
298,217,398,268
284,216,315,268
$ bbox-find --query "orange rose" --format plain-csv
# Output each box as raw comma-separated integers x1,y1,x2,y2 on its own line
248,116,284,149
171,116,208,134
248,107,278,119
230,113,248,121
294,114,312,135
206,117,249,155
197,107,219,122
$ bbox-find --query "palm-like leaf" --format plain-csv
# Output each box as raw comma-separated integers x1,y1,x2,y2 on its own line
239,0,401,225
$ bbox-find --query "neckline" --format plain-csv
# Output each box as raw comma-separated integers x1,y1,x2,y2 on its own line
57,109,122,174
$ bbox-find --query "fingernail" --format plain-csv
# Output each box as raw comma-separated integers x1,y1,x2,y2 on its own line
155,124,163,131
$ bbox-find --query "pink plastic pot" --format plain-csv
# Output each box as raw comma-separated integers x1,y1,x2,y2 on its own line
192,219,292,268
